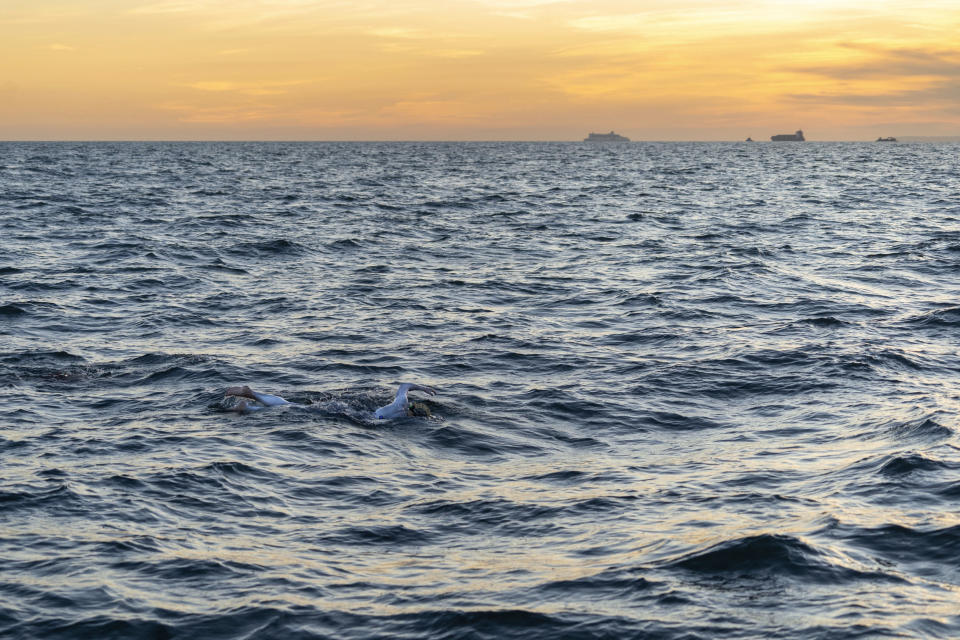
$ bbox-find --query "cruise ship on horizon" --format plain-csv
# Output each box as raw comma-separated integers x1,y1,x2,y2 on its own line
584,131,630,142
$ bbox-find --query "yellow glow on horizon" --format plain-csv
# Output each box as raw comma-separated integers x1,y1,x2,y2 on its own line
1,0,958,140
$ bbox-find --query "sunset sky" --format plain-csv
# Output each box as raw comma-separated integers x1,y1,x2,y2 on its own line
2,0,958,140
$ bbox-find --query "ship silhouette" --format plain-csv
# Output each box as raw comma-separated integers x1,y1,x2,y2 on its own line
584,131,630,142
771,130,805,142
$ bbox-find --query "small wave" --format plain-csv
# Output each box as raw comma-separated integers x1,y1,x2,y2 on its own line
0,483,85,511
6,279,83,292
20,616,174,640
539,569,658,596
634,410,728,431
902,306,960,327
0,349,86,364
0,303,27,316
615,293,663,307
227,238,310,257
202,460,275,479
859,414,954,443
795,316,847,327
423,198,475,209
327,238,362,250
387,609,572,640
522,469,589,483
129,556,263,581
132,365,222,385
324,524,431,546
354,264,391,274
600,330,678,346
664,534,898,583
200,259,248,274
842,523,960,566
102,474,147,489
878,453,950,476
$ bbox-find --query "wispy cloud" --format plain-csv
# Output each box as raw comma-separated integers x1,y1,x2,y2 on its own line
788,83,960,108
159,102,276,123
48,43,75,51
434,49,484,58
368,27,424,39
379,98,484,122
790,45,960,80
0,8,85,25
470,0,572,7
186,81,240,92
129,1,208,15
782,43,960,114
185,80,310,96
566,2,766,31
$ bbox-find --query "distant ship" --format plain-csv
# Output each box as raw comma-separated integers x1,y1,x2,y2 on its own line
584,131,630,142
745,137,754,142
876,136,897,142
771,130,805,142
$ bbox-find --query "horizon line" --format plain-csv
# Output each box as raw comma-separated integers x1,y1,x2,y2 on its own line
3,138,958,144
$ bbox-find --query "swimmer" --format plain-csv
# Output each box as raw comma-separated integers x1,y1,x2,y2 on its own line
224,382,437,419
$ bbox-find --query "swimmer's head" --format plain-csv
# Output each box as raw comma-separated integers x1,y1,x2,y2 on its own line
408,401,432,417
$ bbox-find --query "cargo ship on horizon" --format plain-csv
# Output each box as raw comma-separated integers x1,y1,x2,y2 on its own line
771,130,805,142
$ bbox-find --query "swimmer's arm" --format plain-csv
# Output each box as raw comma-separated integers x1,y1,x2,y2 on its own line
225,386,290,407
374,383,437,420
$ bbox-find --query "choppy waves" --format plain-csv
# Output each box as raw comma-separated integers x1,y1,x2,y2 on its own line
2,142,960,639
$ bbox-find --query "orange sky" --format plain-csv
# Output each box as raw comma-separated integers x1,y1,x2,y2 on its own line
2,0,958,140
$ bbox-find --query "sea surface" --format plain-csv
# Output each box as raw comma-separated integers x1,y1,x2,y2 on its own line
2,141,960,639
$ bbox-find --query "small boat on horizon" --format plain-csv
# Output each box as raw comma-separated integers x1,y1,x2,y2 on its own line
876,136,897,142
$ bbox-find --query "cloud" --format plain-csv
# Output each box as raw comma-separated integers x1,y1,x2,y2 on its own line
48,43,75,51
783,44,960,110
186,81,240,92
568,13,649,32
469,0,572,7
129,1,207,15
127,0,365,25
788,82,960,108
567,4,765,35
378,98,490,123
491,11,534,19
434,49,484,58
169,107,274,123
790,45,960,80
366,25,484,57
0,8,85,25
368,27,423,39
185,80,309,96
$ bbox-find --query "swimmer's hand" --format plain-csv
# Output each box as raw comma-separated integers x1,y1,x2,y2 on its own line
402,383,437,396
375,383,438,420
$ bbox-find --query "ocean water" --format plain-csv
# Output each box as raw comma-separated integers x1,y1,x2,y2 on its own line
2,141,960,639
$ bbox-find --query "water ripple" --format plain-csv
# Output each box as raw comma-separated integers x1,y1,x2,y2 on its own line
2,141,960,639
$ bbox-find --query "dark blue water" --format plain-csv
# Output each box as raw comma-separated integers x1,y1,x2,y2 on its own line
2,141,960,639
